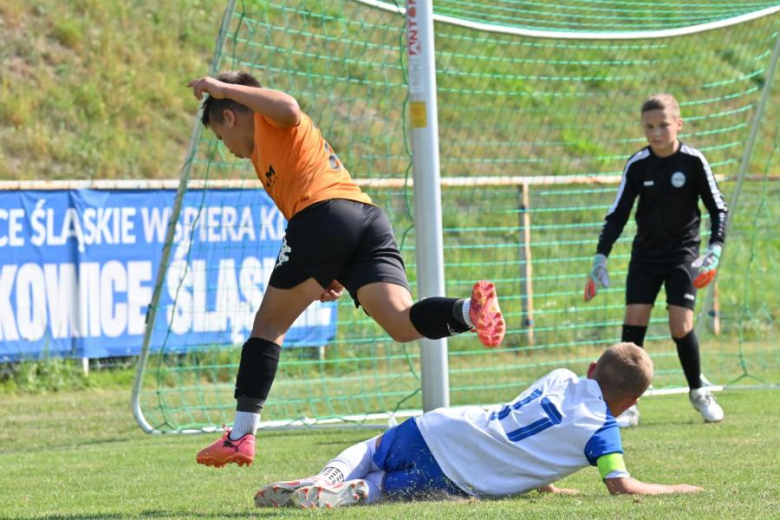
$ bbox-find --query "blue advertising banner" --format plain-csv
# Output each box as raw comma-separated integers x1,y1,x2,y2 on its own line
0,188,337,360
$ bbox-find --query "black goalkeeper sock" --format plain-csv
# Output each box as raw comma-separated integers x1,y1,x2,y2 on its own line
410,297,471,339
673,331,702,390
622,324,648,348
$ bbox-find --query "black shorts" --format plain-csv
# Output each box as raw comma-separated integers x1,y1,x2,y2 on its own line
625,257,698,310
268,199,411,307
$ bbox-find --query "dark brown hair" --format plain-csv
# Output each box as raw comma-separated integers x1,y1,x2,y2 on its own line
200,71,261,127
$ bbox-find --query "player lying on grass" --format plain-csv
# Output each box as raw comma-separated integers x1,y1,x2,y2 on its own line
186,71,506,469
254,342,703,508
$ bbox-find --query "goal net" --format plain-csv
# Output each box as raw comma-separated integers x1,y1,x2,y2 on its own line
133,0,780,433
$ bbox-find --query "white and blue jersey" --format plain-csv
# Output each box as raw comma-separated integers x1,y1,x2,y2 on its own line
415,369,625,498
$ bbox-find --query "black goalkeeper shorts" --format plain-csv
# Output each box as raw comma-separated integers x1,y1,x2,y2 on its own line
268,199,411,307
625,257,698,310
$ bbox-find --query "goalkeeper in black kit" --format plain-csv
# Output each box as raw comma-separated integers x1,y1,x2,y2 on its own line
584,93,728,426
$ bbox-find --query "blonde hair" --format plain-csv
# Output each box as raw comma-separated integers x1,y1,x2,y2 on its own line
641,93,680,118
594,342,654,400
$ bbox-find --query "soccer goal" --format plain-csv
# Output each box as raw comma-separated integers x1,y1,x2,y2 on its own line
132,0,780,433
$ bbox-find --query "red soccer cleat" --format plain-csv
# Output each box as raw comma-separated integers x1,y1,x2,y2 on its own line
469,280,506,348
196,428,255,468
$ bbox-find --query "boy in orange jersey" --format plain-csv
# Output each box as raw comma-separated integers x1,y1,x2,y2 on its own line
187,71,506,468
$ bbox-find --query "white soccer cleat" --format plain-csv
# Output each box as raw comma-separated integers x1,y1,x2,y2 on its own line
689,388,724,423
254,477,322,508
616,404,640,428
291,479,369,509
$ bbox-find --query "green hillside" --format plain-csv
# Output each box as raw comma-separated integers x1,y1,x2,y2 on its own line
0,1,777,181
0,0,223,180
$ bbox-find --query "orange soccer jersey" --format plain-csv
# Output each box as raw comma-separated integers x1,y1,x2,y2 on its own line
250,112,372,221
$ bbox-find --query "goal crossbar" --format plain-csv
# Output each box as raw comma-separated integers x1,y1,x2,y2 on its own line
356,0,780,40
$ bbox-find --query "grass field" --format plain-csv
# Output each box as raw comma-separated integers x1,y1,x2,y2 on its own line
1,386,779,519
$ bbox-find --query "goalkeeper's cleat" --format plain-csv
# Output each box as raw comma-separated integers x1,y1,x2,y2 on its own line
616,404,640,428
584,278,597,302
693,268,717,289
255,477,323,508
196,428,255,468
689,388,724,423
291,480,369,509
469,280,505,348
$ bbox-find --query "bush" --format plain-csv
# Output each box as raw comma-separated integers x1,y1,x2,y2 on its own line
0,357,95,394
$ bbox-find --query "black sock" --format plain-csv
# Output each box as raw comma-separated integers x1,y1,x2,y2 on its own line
673,331,702,390
234,337,281,413
453,299,468,326
409,297,470,339
622,324,648,348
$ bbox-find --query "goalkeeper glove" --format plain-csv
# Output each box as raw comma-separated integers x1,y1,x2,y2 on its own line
584,254,610,302
692,244,722,289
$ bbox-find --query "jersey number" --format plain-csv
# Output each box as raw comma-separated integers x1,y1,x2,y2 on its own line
324,141,343,170
490,388,563,442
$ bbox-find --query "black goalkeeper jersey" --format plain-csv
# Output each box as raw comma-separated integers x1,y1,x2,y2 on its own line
596,143,728,263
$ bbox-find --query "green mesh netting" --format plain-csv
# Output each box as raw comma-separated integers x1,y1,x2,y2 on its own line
430,0,780,32
133,0,779,432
